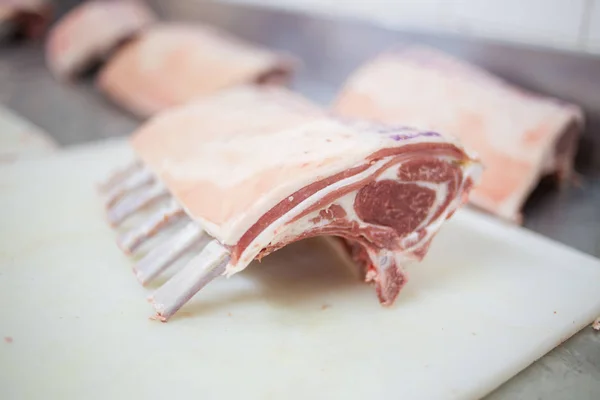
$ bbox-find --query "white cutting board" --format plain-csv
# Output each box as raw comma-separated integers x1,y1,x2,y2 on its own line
0,106,57,163
1,139,599,400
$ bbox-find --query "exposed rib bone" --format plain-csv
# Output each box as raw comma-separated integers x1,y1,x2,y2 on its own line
117,199,185,254
98,161,141,193
149,240,230,322
134,222,204,285
104,168,154,208
107,182,168,227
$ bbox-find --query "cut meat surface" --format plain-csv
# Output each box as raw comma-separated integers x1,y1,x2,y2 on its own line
355,180,437,236
96,24,297,117
101,86,481,321
333,46,584,222
45,0,155,79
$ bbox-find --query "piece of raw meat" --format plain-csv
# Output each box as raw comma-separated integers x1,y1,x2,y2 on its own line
45,0,155,79
99,85,481,321
0,0,51,40
333,46,584,223
96,24,297,117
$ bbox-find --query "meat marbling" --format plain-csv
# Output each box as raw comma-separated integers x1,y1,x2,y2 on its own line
100,85,481,321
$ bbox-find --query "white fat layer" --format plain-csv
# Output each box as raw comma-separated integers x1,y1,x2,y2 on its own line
342,51,582,222
225,157,391,275
53,1,152,75
345,53,581,163
158,119,382,186
225,156,482,276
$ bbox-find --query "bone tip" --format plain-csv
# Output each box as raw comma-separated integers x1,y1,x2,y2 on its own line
149,314,168,323
117,238,134,256
104,196,120,209
97,180,113,194
107,213,122,227
134,268,149,286
157,314,168,323
148,296,170,322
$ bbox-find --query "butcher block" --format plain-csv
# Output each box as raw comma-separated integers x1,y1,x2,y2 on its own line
1,138,599,400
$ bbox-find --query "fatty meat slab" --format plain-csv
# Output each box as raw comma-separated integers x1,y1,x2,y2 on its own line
100,85,481,322
333,46,584,223
45,0,155,79
0,0,51,40
96,23,296,117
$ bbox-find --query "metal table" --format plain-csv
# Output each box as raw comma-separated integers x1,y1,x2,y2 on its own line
1,1,599,398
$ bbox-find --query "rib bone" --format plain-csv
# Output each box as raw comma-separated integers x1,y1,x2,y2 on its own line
117,199,184,254
134,222,204,285
100,86,482,322
149,240,230,322
107,182,168,227
104,167,154,208
98,161,141,193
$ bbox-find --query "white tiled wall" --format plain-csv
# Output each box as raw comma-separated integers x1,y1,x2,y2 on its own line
588,0,600,52
448,0,586,48
221,0,600,55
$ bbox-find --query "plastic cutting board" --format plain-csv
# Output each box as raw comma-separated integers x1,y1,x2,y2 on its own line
1,138,599,400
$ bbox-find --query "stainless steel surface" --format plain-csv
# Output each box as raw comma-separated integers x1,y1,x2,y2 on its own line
1,1,599,398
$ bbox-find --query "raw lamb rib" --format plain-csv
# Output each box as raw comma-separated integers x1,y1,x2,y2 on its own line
100,86,481,321
96,24,296,117
45,0,155,79
334,46,584,223
0,0,51,40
